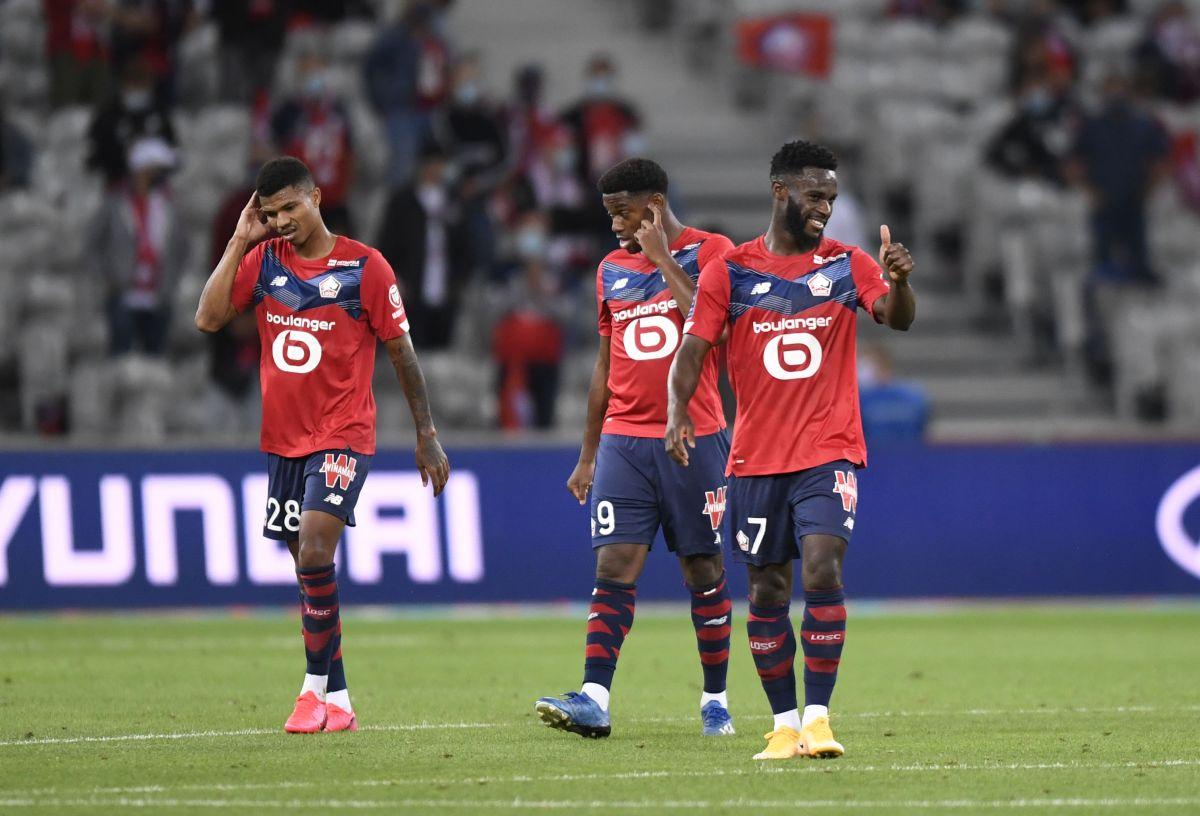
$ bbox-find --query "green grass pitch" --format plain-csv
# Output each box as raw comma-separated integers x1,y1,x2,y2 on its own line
2,604,1199,814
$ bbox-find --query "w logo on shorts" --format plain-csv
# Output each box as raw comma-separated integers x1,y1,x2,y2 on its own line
703,486,727,530
321,454,358,490
833,470,858,513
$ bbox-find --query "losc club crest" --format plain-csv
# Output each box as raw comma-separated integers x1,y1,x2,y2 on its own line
388,284,402,309
319,276,341,299
807,271,832,297
1156,464,1200,579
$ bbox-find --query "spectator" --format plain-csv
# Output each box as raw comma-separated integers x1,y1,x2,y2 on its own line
364,1,451,186
44,0,111,108
105,0,199,100
505,64,557,182
90,137,187,356
271,51,356,236
1067,73,1171,383
560,54,643,190
1135,1,1200,104
211,0,287,104
857,345,930,443
492,242,571,430
377,145,472,349
87,54,178,185
0,115,34,192
439,52,506,178
985,74,1078,185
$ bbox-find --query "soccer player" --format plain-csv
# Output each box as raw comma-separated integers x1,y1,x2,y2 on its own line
666,140,916,759
195,156,450,733
535,158,737,738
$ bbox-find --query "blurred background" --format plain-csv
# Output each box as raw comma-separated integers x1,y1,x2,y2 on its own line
1,0,1198,607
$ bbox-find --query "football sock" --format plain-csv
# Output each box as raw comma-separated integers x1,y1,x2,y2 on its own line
688,572,732,695
298,564,340,693
801,587,846,708
300,673,327,702
747,601,797,715
700,690,728,709
580,682,610,711
326,620,351,712
803,704,829,727
773,708,802,732
581,578,636,696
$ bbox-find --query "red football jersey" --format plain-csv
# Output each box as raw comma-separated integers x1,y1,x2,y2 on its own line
597,227,733,437
231,235,409,457
685,235,891,476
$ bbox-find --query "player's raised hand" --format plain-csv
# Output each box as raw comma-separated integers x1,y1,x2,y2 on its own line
566,459,595,505
664,410,696,467
634,203,670,264
415,434,450,497
234,193,270,244
878,224,913,284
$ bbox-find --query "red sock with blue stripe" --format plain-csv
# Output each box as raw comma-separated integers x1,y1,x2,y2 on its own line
689,572,732,696
801,587,846,710
747,601,798,716
298,564,340,700
580,578,636,709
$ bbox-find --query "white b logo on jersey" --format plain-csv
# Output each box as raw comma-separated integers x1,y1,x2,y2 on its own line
272,329,322,374
624,315,679,361
763,332,823,380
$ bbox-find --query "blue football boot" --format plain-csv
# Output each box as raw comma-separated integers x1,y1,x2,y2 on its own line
534,691,611,738
701,700,736,736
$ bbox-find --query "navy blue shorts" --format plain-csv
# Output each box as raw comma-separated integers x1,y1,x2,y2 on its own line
729,460,859,566
590,431,730,556
262,447,372,541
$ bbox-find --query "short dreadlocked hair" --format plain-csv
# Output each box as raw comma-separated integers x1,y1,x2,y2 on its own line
256,156,315,197
769,140,838,182
598,157,669,196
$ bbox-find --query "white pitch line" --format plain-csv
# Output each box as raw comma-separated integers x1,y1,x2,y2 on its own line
5,758,1198,799
3,704,1197,749
3,797,1200,810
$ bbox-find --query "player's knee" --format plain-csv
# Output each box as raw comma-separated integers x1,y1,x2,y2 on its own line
748,572,790,608
296,535,337,568
801,558,842,591
681,554,723,588
595,547,641,584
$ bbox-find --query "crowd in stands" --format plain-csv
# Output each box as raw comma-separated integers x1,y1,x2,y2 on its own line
2,0,1199,440
0,0,648,439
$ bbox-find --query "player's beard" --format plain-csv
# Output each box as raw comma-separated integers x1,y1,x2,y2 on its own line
785,198,820,251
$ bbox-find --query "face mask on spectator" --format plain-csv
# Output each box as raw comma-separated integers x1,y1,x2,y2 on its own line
455,82,481,106
586,74,613,98
515,227,547,260
1021,86,1054,116
303,71,329,101
122,88,152,111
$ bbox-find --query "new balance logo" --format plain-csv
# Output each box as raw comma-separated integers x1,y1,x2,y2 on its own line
587,612,599,620
321,453,358,490
704,615,729,626
271,275,288,287
324,493,344,506
843,516,855,530
750,281,771,295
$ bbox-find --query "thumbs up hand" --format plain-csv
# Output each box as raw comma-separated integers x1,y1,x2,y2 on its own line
878,224,913,284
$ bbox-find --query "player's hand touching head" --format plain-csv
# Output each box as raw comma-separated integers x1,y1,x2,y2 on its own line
599,157,669,255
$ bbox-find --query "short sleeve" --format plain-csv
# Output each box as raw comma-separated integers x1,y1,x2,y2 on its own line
695,233,735,273
362,251,410,340
231,242,266,313
851,247,891,324
683,256,731,345
596,265,612,337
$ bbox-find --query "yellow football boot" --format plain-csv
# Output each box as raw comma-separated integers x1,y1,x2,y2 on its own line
752,726,802,760
799,716,844,758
